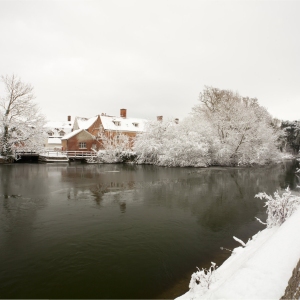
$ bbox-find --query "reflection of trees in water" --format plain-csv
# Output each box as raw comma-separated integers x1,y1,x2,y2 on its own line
65,162,297,220
0,165,47,251
138,163,295,232
65,180,137,213
52,161,299,223
278,159,300,190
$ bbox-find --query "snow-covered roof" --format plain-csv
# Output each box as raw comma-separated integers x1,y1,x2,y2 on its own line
100,115,147,132
47,137,62,144
61,129,95,140
44,120,73,137
75,116,98,130
44,120,73,129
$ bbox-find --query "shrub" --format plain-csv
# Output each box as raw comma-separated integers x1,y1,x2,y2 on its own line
255,187,300,228
189,262,217,296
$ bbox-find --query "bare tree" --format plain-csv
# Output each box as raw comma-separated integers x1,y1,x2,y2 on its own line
0,75,46,159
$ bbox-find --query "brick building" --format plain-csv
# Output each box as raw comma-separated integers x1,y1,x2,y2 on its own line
61,109,147,152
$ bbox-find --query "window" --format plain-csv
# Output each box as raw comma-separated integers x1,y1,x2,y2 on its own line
59,130,65,137
113,121,121,126
79,142,87,149
47,131,54,136
132,122,139,127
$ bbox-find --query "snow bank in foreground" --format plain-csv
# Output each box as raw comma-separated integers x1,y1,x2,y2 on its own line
176,206,300,300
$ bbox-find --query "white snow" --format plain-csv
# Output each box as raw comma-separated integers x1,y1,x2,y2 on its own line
47,137,62,145
75,116,98,130
100,115,147,132
44,120,73,137
61,128,95,140
176,206,300,300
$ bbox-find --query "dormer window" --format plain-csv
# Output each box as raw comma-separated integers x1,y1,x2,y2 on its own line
47,131,54,136
132,122,139,127
59,130,65,136
113,121,121,126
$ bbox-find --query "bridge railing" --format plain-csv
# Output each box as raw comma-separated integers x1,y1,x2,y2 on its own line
15,149,39,156
62,151,97,158
15,149,98,159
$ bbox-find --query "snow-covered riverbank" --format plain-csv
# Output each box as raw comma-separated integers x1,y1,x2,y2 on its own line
176,206,300,300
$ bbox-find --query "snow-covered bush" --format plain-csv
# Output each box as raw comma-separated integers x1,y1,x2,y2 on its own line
134,120,168,165
134,117,211,167
93,132,136,163
255,187,300,227
189,262,217,297
92,150,136,164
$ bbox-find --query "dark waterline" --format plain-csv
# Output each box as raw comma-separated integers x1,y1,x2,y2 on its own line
0,160,299,299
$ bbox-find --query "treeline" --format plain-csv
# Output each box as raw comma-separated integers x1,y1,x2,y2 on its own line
133,86,284,167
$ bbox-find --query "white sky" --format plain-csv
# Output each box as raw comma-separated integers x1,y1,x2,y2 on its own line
1,0,299,122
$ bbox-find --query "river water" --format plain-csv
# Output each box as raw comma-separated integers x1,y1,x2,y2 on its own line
0,160,299,299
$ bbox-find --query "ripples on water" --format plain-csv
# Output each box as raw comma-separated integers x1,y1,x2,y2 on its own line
0,160,298,298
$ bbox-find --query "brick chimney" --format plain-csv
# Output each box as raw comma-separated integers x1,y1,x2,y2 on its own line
68,116,71,121
120,109,127,118
157,116,163,121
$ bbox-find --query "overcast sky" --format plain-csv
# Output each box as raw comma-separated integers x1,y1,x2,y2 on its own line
1,0,299,122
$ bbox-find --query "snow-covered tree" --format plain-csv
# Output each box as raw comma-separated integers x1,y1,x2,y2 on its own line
134,119,170,165
94,130,133,163
0,75,46,160
192,86,281,166
157,117,210,167
134,118,211,167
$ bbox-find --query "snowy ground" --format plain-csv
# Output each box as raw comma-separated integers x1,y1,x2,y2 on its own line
176,206,300,300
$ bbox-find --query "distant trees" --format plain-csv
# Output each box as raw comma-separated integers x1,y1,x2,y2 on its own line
134,86,282,167
280,120,300,154
0,75,46,159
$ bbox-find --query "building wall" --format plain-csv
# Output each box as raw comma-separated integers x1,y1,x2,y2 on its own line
62,131,100,151
87,115,102,137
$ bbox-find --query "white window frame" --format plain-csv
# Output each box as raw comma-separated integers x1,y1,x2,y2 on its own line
79,142,87,149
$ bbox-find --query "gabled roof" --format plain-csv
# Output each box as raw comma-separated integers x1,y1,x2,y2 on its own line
100,115,147,132
61,129,95,140
74,116,98,130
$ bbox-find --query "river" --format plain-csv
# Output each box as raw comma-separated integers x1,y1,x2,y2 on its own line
0,160,298,298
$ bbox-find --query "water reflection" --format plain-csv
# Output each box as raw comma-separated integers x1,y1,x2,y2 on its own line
0,160,298,299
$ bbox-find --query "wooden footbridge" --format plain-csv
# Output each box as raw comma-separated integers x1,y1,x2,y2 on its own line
15,150,97,162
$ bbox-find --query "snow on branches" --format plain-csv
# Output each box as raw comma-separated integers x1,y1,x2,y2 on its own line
255,187,300,228
189,262,218,297
0,75,46,159
134,118,211,167
134,86,282,167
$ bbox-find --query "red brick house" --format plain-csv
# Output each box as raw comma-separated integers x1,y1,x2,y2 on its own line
61,129,100,152
61,109,147,152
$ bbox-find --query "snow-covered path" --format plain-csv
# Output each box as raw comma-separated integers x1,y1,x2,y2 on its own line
177,207,300,299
